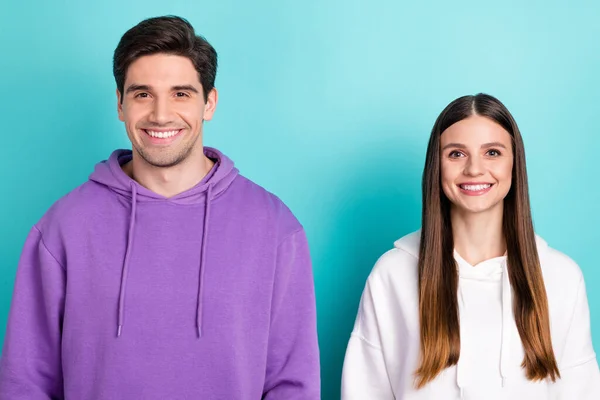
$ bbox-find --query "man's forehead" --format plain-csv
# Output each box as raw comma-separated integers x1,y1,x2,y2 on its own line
125,81,202,90
125,54,202,85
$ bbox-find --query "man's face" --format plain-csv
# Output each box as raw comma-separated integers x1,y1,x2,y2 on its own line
118,53,217,168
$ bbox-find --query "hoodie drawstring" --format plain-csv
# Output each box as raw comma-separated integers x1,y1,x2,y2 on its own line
196,184,213,338
116,183,214,338
117,183,138,337
455,256,511,397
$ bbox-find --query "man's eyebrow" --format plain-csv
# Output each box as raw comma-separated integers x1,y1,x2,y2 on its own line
125,84,151,94
172,85,199,93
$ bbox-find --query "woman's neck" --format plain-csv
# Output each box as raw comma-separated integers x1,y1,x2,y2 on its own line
451,205,506,266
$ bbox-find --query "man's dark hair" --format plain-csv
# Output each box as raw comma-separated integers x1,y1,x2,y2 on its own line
113,15,217,103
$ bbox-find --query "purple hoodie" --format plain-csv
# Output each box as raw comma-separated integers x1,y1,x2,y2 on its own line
0,148,320,399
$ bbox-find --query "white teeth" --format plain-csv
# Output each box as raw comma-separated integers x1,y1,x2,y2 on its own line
146,130,180,138
461,184,492,191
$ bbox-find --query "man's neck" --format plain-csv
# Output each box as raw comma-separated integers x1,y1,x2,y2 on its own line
123,149,214,198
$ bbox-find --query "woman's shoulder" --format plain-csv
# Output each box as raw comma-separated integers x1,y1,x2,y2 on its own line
536,235,584,290
536,235,586,325
369,230,421,285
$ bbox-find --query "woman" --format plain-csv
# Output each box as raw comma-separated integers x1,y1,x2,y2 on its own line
341,94,600,399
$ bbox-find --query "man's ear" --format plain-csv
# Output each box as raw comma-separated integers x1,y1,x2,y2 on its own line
202,88,218,121
117,89,124,121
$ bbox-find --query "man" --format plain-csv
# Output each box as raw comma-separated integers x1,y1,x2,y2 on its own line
0,15,320,399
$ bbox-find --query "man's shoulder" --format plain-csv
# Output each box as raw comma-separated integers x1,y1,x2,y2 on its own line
36,180,110,233
227,174,302,235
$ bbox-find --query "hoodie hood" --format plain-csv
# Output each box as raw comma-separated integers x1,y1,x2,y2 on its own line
393,229,549,260
89,147,239,338
89,147,239,205
393,230,549,398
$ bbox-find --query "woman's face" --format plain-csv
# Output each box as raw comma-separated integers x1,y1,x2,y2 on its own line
440,115,514,216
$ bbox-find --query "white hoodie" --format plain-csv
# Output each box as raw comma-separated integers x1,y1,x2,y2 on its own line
341,231,600,400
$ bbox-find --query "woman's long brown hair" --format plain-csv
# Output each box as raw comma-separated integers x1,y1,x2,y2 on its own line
415,93,560,388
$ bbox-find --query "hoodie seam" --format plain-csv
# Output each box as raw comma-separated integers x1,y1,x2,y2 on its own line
33,226,66,272
92,183,233,208
350,332,383,351
559,275,586,368
277,227,304,248
394,246,418,260
560,354,598,371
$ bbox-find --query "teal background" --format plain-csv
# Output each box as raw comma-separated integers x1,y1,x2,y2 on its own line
1,1,599,398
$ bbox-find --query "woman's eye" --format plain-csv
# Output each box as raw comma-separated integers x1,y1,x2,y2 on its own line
449,151,464,158
487,149,501,157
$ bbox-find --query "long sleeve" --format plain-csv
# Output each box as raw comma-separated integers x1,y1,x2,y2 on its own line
341,276,395,400
552,276,600,399
262,229,320,399
0,227,66,400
